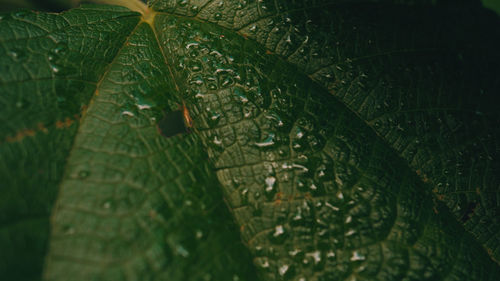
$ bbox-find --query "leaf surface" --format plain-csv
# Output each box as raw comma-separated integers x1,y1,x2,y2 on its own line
0,1,499,281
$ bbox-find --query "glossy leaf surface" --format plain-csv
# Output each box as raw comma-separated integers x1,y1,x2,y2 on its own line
0,0,499,280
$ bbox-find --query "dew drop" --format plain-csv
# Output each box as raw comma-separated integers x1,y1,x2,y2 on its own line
175,244,190,257
265,176,276,192
214,13,222,20
306,251,322,265
50,63,62,74
186,42,199,49
213,136,222,145
270,224,287,244
258,258,270,268
137,103,152,110
8,48,25,61
53,43,68,55
326,251,335,259
289,248,302,257
234,88,248,103
345,229,356,236
279,264,290,276
265,112,284,128
178,0,189,6
190,62,202,72
190,76,204,85
345,215,352,223
295,127,305,139
336,191,344,200
241,188,249,203
255,133,275,147
102,201,112,209
121,110,135,117
350,251,365,261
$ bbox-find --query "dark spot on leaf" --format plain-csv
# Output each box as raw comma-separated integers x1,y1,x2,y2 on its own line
157,110,189,138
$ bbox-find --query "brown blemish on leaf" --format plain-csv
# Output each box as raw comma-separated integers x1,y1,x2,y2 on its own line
37,122,48,133
55,117,74,129
274,192,283,205
5,129,36,143
4,116,79,144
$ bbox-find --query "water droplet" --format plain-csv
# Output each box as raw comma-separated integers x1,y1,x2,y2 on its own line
295,127,305,139
306,251,322,265
255,133,275,147
265,112,284,128
53,43,68,55
249,25,257,32
279,264,290,276
121,110,135,117
289,248,302,257
175,244,190,257
258,258,270,268
190,62,202,72
214,13,222,20
102,201,112,209
190,75,204,85
50,63,62,74
270,224,287,244
240,188,249,204
186,41,199,49
265,176,276,192
178,0,189,6
234,88,248,103
210,111,221,121
8,48,26,61
15,98,30,109
345,229,356,236
336,191,344,200
350,251,365,261
137,103,152,110
213,136,222,145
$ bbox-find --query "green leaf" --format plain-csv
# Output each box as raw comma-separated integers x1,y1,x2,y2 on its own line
1,1,499,280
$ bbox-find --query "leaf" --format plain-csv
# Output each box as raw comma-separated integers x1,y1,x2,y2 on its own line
0,1,499,281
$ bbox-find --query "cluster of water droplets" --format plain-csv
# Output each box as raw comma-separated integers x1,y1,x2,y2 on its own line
152,9,415,280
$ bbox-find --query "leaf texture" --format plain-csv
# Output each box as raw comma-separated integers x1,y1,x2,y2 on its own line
0,0,499,281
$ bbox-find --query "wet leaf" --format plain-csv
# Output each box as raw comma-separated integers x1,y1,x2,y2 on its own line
1,1,499,280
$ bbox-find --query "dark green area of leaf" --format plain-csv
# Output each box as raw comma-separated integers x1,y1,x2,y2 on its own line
0,0,499,281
